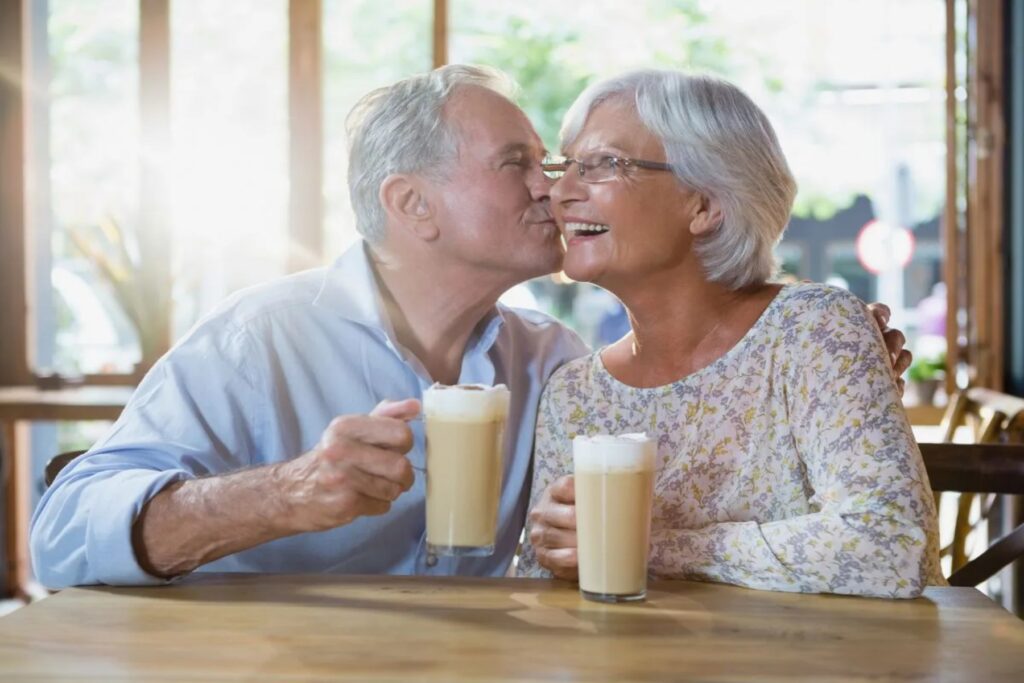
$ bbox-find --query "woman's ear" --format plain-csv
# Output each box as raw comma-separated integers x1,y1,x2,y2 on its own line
379,174,439,241
689,194,723,237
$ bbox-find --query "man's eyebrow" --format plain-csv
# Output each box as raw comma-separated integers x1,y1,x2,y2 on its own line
494,142,546,157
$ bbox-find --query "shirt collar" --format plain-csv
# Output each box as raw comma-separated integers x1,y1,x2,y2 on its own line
314,240,507,360
313,240,388,330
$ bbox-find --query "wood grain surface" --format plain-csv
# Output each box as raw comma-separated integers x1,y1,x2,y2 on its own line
1,574,1023,682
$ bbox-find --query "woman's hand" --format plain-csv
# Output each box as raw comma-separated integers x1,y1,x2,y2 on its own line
867,302,912,396
528,475,579,580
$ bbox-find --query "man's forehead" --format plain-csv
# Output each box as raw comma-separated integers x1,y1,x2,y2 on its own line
445,86,543,150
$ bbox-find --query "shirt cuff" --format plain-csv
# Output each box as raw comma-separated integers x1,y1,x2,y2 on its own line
86,468,194,586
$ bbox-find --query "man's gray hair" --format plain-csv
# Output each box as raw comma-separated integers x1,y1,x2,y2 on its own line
346,64,518,243
560,70,797,290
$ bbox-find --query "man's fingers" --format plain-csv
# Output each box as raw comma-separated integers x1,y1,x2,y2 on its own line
867,302,891,327
355,450,415,491
355,470,406,503
894,349,913,377
328,465,405,502
354,494,393,517
896,377,907,398
323,414,414,452
320,439,415,490
881,327,907,362
370,398,422,421
550,475,575,504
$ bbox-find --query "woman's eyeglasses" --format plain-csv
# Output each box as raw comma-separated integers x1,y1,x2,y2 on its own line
541,155,674,183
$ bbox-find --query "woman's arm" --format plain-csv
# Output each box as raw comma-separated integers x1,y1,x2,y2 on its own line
516,379,576,578
648,287,941,598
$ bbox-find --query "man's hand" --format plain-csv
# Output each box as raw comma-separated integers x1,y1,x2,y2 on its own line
867,303,913,396
528,475,579,580
278,398,420,533
133,398,422,579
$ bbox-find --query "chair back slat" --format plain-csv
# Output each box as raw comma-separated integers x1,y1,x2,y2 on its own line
44,450,87,488
920,441,1024,589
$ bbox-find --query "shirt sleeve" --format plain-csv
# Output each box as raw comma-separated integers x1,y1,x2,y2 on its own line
29,319,264,588
515,372,575,578
648,288,942,598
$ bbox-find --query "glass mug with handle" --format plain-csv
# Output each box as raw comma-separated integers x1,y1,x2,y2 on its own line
423,383,510,557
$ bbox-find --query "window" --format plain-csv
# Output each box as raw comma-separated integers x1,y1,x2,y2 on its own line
35,0,141,376
20,0,954,373
170,1,289,336
322,0,432,257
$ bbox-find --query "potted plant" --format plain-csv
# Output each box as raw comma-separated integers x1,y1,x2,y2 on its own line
907,352,946,406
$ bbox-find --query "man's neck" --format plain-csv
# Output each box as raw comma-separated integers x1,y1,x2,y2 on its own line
368,247,511,385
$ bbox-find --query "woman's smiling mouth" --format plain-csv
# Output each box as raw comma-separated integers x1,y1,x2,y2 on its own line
565,221,611,240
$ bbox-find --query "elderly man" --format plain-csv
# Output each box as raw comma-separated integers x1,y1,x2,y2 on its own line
30,65,909,587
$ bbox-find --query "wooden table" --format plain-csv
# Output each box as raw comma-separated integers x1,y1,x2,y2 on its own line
0,385,134,598
1,574,1023,682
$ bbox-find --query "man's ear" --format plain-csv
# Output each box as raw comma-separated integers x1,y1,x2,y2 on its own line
379,174,439,241
689,194,723,237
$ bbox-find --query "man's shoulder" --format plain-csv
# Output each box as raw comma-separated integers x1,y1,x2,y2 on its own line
496,305,590,357
212,268,329,327
175,268,332,354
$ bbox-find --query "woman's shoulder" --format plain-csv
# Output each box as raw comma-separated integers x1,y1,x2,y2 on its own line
545,351,603,397
770,282,873,331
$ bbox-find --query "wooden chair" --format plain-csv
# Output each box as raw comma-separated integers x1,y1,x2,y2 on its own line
920,442,1024,596
935,388,1024,572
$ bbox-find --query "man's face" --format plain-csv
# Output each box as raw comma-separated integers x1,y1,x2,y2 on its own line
426,86,564,284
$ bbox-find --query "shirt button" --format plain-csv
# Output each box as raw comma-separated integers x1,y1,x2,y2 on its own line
426,552,438,568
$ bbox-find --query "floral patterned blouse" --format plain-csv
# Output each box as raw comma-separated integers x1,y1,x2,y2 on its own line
517,283,943,598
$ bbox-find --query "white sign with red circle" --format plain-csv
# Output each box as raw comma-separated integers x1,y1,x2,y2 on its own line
855,219,915,274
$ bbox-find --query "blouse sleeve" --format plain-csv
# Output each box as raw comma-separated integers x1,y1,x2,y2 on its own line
515,372,575,578
648,288,942,597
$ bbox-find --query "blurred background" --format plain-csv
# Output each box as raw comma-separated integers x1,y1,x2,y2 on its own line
26,0,953,377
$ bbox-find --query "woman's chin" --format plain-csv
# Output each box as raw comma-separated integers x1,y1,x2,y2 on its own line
562,257,605,285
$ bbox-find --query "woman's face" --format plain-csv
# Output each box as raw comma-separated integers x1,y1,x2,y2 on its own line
551,99,701,288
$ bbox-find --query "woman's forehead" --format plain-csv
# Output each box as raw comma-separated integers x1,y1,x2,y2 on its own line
565,101,661,156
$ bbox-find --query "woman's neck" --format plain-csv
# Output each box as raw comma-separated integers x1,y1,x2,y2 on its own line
603,269,780,388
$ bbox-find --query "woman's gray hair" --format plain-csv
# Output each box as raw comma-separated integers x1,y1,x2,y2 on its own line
346,64,518,243
560,70,797,290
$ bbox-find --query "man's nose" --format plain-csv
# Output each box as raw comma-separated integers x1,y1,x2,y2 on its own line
528,165,554,201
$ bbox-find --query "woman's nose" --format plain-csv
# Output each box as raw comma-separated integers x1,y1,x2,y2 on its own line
550,167,587,205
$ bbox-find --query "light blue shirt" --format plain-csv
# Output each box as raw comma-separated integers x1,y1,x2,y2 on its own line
30,242,588,587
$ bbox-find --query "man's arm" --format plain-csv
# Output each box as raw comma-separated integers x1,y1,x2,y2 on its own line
30,308,422,588
132,399,419,578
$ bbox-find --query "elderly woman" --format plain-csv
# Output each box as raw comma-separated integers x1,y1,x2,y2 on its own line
517,70,942,598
